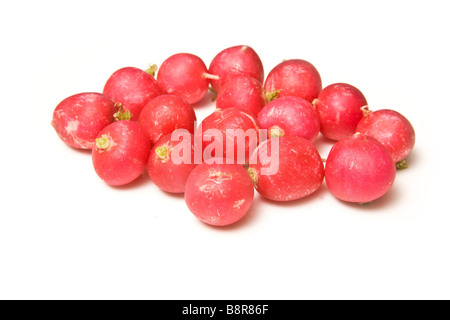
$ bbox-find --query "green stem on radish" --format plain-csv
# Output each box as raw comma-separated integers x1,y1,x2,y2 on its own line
269,126,285,138
145,64,158,77
265,89,280,103
155,145,170,162
247,167,258,186
96,135,110,151
113,103,133,121
396,159,408,170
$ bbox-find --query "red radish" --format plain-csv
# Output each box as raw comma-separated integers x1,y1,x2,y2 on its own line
257,96,320,142
325,133,396,203
199,108,260,164
184,163,254,226
137,94,197,145
208,45,264,92
356,109,415,168
314,83,367,141
215,75,266,116
248,136,324,202
92,121,150,186
52,92,119,149
157,53,215,104
103,66,162,120
148,133,196,193
264,59,322,103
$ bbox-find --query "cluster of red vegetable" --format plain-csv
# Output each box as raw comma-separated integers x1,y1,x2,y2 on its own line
52,45,415,227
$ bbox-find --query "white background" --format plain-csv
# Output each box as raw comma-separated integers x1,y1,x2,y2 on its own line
1,0,449,299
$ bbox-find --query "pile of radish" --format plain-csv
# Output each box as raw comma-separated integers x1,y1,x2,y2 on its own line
52,45,415,227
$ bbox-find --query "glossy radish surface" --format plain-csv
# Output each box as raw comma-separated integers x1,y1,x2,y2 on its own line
356,109,415,166
137,94,196,145
315,83,367,141
185,163,254,226
103,67,162,120
52,92,118,149
325,133,396,203
92,121,151,186
199,108,260,164
208,45,264,92
248,136,324,201
157,53,212,104
216,75,266,117
148,133,196,194
257,96,320,142
264,59,322,102
216,76,266,116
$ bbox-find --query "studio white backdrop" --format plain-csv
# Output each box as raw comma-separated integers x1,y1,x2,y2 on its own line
0,0,449,299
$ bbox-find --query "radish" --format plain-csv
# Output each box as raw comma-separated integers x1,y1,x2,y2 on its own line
148,133,196,193
325,133,396,203
52,92,119,149
137,94,197,145
157,53,216,104
199,108,260,164
257,96,320,142
314,83,367,141
216,75,266,116
356,109,415,168
103,66,162,120
264,59,322,103
92,121,151,186
248,136,324,201
184,163,254,226
208,45,264,92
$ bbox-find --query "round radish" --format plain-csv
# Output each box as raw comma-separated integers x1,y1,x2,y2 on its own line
248,136,324,202
314,83,367,141
52,92,119,149
325,133,396,203
257,96,320,142
157,53,214,104
185,163,254,226
208,45,264,92
356,109,415,168
103,66,162,120
199,108,260,164
148,133,196,193
92,121,151,186
137,94,197,145
264,59,322,103
216,75,266,116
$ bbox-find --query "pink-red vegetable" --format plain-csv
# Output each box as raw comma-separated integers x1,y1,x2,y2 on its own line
264,59,322,103
208,45,264,92
148,133,196,193
137,94,197,145
356,109,415,167
315,83,367,141
103,67,162,120
248,136,324,201
52,92,118,149
199,108,260,164
325,133,396,203
257,96,320,142
92,121,150,186
216,75,266,116
157,53,213,104
184,163,254,226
